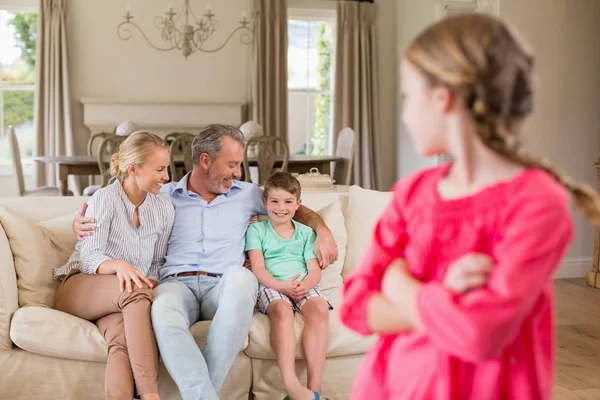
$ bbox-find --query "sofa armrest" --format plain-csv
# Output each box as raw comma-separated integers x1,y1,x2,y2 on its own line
0,225,18,349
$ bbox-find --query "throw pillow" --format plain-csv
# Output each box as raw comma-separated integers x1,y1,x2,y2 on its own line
343,186,393,278
0,207,77,308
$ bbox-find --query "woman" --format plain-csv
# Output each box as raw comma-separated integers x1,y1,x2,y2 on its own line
54,131,175,400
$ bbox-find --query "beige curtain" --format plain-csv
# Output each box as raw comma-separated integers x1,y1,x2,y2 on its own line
33,0,76,192
252,0,288,144
333,1,380,189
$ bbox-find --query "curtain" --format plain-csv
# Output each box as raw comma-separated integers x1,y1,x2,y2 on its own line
333,1,380,189
33,0,76,192
252,0,288,144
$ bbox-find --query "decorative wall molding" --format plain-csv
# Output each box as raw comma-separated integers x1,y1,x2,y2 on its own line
436,0,499,20
80,98,247,136
554,257,592,279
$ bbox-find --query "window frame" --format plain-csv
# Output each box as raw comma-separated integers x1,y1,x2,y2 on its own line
0,3,37,174
287,7,336,156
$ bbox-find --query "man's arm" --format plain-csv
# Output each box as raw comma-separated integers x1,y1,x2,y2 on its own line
293,205,338,268
73,202,95,241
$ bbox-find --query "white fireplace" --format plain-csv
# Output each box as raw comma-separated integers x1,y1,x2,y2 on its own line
80,98,248,137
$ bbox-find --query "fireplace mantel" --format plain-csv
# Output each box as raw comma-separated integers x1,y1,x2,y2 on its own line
80,98,248,136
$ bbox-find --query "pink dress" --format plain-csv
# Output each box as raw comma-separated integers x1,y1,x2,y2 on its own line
340,165,574,400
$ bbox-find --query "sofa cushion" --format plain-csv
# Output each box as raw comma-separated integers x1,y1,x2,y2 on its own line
10,306,248,363
244,286,376,359
0,226,18,351
0,207,78,307
313,200,347,290
343,186,392,278
10,306,107,362
0,197,89,223
37,213,80,262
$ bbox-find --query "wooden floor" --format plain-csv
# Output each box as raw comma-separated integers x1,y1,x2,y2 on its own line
555,278,600,399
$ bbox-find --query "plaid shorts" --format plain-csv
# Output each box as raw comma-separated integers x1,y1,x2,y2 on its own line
257,285,334,314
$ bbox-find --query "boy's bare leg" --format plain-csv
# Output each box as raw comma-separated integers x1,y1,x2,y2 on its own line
268,300,314,400
301,298,330,395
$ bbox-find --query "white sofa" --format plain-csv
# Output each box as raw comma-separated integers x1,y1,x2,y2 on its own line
0,186,392,399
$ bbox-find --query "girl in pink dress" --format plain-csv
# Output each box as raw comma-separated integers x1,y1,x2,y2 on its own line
340,13,600,400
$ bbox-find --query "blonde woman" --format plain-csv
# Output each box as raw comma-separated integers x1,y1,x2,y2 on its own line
54,131,174,400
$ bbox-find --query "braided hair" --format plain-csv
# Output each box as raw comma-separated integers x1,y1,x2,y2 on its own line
405,13,600,222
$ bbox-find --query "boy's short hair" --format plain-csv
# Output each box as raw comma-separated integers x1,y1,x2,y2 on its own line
263,172,302,200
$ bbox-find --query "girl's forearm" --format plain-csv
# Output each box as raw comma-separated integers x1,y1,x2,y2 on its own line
382,263,424,330
367,294,415,333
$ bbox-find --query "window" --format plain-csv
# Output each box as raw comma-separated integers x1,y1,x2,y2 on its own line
287,9,335,156
0,7,37,174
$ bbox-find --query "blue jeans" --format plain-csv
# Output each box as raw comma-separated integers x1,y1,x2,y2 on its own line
151,266,258,400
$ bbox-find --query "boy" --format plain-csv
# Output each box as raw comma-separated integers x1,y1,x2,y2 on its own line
245,172,332,400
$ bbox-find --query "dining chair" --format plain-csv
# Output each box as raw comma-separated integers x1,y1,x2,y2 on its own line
243,136,289,185
85,132,114,191
82,135,128,195
168,133,195,182
165,132,194,146
8,126,60,197
332,127,356,186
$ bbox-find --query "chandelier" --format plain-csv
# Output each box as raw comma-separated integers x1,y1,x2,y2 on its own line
117,1,254,59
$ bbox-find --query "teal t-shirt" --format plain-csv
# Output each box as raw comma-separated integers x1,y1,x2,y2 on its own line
245,219,317,282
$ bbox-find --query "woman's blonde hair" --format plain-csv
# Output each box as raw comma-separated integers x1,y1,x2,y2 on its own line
405,13,600,223
110,131,169,181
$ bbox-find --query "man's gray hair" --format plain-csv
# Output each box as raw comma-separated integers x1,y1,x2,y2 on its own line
191,124,246,166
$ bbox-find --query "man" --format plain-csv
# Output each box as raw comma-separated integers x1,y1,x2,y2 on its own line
74,124,338,400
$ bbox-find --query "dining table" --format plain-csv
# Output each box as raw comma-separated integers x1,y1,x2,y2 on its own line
33,154,345,196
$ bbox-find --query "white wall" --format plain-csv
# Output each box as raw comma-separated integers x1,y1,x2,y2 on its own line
65,0,398,189
395,0,443,176
66,0,253,155
395,0,600,274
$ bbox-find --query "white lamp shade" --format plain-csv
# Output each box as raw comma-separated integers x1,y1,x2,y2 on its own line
115,121,139,136
239,121,264,139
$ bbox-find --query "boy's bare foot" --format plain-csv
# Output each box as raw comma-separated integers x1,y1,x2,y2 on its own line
284,380,316,400
140,393,160,400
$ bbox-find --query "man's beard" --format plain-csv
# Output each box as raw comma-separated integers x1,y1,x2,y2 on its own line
207,165,231,193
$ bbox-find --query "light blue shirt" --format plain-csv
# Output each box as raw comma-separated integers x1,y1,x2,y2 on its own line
159,172,267,280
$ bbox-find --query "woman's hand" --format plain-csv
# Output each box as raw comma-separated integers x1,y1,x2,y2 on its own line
444,253,494,294
114,262,154,293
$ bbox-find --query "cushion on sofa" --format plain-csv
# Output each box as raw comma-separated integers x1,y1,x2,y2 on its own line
0,207,77,307
10,306,107,362
312,200,347,290
342,186,393,278
244,286,376,359
0,227,18,350
10,306,248,363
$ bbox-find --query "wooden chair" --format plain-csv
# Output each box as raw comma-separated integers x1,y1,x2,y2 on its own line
165,132,194,146
332,127,355,186
8,126,60,196
82,135,127,196
96,135,128,187
243,136,289,185
168,133,195,182
84,132,114,191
